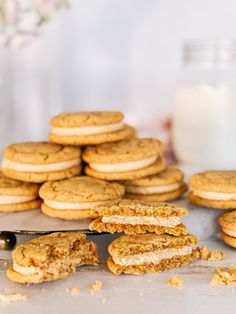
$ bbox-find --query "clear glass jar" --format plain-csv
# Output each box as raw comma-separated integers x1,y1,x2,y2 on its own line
172,40,236,169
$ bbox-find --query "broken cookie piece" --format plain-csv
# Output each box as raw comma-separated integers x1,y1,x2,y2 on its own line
168,276,184,288
7,232,98,284
199,246,225,261
211,266,236,286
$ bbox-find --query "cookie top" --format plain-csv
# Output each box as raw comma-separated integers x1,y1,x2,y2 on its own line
218,210,236,230
39,176,124,202
83,138,163,163
123,166,184,187
4,142,81,165
0,172,39,196
50,111,124,128
108,234,199,257
12,232,87,267
189,171,236,193
90,199,188,218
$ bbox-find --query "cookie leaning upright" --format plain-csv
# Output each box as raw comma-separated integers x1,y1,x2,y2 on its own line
83,138,165,181
49,111,135,145
0,172,41,212
89,199,188,236
40,176,124,220
7,232,98,284
2,142,82,183
218,211,236,248
107,233,199,275
124,166,187,202
188,171,236,209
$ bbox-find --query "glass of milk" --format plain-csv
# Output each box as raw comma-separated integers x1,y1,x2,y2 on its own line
172,40,236,169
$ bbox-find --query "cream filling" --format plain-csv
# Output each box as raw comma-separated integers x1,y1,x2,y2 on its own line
45,199,113,210
2,158,80,173
52,121,124,136
192,189,236,201
113,246,193,266
222,228,236,238
13,263,42,276
0,195,37,205
125,183,181,195
101,215,181,227
89,156,157,173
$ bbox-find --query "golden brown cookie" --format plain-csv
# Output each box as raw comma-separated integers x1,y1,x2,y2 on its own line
49,111,136,145
218,210,236,248
0,172,41,212
2,142,82,183
83,138,165,181
188,171,236,209
39,176,125,220
7,232,98,284
124,167,187,201
107,233,199,275
89,199,188,235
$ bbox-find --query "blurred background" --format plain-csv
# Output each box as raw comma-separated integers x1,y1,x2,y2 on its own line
1,0,236,167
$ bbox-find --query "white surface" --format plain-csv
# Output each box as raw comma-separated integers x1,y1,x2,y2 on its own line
0,235,236,314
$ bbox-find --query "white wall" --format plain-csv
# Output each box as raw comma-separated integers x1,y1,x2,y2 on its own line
1,0,236,147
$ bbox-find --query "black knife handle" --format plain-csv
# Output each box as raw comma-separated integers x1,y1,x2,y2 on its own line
0,232,17,250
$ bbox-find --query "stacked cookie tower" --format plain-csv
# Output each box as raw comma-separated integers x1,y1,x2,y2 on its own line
0,111,187,218
0,110,200,279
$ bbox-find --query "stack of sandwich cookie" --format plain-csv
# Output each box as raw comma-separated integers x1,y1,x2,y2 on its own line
49,111,135,145
89,199,188,235
0,172,41,212
107,233,199,275
7,232,98,284
39,176,124,220
2,142,82,183
218,211,236,248
83,138,165,181
188,171,236,209
124,166,187,202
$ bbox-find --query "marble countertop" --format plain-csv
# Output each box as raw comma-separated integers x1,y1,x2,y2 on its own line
0,234,236,314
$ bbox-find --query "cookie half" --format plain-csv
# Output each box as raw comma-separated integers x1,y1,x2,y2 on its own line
83,138,165,181
218,210,236,248
49,111,136,145
0,172,41,212
2,142,82,183
7,232,98,284
89,199,189,236
39,176,125,220
188,171,236,209
124,166,187,202
107,233,199,275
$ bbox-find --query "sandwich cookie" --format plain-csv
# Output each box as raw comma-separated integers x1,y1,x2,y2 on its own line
83,138,165,181
124,166,187,202
107,233,199,275
188,171,236,209
39,176,124,220
0,172,41,212
2,142,82,183
49,111,135,145
89,199,188,236
7,232,98,284
218,211,236,248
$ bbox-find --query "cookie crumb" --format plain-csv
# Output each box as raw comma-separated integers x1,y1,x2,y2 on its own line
0,293,27,304
90,280,102,295
199,247,225,261
168,276,184,288
101,297,107,304
68,287,80,295
211,266,236,286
